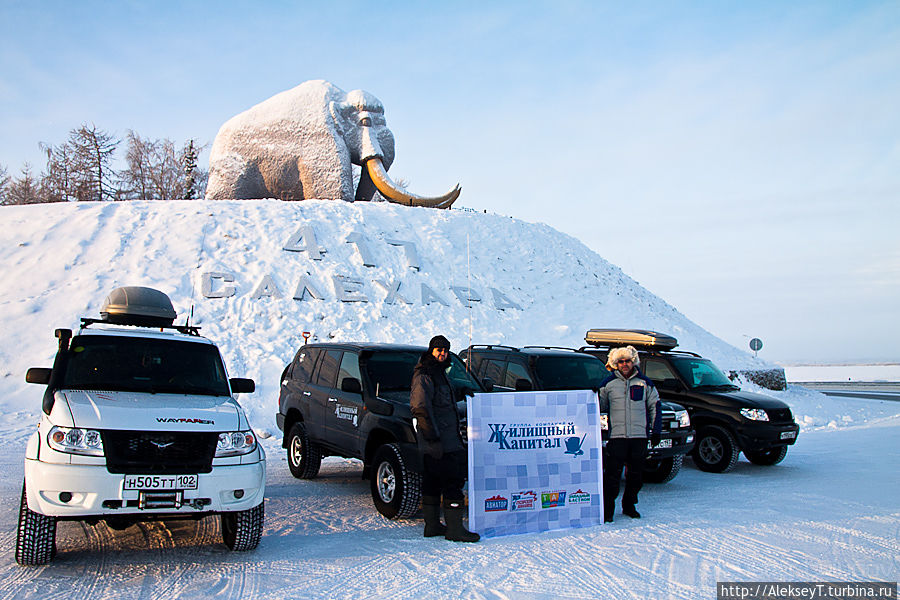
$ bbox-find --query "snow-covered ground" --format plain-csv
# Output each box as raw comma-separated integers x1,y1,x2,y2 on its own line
0,200,897,598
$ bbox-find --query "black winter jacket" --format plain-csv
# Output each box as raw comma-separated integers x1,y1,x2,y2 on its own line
410,352,464,459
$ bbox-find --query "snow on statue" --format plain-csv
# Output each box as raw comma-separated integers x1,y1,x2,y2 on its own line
206,80,460,208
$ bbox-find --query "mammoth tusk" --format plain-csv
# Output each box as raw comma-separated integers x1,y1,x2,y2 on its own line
364,157,461,209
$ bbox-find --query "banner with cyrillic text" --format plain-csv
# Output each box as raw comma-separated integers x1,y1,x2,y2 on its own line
466,390,604,538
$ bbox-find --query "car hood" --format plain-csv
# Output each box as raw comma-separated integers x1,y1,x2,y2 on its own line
709,389,789,410
54,389,242,431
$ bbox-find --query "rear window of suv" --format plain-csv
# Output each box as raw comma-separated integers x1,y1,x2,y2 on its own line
62,335,231,396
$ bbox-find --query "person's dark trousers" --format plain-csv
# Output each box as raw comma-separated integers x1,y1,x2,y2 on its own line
422,450,467,502
603,438,648,518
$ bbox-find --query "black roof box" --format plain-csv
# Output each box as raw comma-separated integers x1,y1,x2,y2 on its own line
584,329,678,351
100,286,176,327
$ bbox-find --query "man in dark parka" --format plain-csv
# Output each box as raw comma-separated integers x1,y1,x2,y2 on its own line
410,335,479,543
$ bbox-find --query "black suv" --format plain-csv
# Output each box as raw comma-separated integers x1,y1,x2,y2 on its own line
276,343,483,519
458,345,695,484
581,329,800,473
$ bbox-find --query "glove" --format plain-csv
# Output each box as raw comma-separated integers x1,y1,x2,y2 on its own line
650,433,661,447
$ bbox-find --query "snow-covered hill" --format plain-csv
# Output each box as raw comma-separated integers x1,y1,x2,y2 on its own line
0,199,769,431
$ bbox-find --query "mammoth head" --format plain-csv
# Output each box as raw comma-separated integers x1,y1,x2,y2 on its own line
331,89,460,208
334,90,396,168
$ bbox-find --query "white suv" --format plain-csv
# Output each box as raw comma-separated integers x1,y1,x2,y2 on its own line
16,287,266,565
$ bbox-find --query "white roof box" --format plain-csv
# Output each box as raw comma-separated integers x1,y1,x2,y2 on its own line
100,286,176,327
584,329,678,351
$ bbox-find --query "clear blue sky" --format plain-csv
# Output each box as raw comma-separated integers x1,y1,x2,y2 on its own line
2,1,898,363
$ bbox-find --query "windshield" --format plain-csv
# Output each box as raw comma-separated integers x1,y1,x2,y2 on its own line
670,357,738,390
364,351,482,394
61,335,231,396
533,355,609,390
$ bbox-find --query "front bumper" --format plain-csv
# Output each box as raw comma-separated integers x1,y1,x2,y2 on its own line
649,428,695,459
25,457,266,518
734,421,800,453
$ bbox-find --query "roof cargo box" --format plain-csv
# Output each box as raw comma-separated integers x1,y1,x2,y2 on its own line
100,286,176,327
584,329,678,351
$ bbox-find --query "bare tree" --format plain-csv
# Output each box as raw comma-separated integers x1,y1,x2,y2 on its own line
7,163,40,205
121,130,156,200
0,164,9,205
69,124,119,202
38,142,74,203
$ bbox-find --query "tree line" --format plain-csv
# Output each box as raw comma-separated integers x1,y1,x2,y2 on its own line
0,124,208,206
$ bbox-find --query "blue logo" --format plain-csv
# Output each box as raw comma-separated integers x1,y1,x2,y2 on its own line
564,434,586,457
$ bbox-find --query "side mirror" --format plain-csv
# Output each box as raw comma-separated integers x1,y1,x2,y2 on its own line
26,368,52,385
481,377,495,392
340,377,362,394
230,378,256,394
514,378,533,392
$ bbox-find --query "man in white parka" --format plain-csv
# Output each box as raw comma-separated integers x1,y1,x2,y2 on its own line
598,345,662,522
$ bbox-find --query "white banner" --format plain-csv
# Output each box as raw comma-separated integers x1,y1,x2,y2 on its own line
466,390,604,538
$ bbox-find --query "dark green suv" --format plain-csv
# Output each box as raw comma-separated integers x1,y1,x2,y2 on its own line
581,329,799,473
459,345,695,484
276,343,482,519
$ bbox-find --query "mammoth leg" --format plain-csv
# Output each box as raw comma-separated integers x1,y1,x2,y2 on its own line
355,164,379,202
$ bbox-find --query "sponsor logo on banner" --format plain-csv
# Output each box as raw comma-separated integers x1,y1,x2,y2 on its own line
484,495,509,512
510,490,537,511
568,489,591,504
541,490,567,508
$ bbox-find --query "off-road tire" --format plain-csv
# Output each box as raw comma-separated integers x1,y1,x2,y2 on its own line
643,454,683,483
744,445,788,466
16,482,57,565
370,443,421,519
287,422,322,479
221,502,264,551
692,425,740,473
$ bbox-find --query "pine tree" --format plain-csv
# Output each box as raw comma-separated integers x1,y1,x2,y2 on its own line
182,139,198,200
8,163,39,205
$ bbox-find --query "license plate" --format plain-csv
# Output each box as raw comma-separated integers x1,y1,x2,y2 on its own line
780,431,797,440
123,474,198,491
650,438,673,449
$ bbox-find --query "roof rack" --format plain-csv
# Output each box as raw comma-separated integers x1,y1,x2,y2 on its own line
80,318,202,337
464,344,520,352
521,346,580,353
579,345,702,359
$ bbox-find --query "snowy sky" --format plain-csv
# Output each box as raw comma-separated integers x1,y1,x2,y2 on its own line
1,1,898,363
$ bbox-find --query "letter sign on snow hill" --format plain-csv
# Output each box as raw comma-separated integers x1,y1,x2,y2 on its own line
466,390,604,538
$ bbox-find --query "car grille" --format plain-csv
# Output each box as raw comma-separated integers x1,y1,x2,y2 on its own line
101,430,218,474
660,409,677,431
766,408,794,423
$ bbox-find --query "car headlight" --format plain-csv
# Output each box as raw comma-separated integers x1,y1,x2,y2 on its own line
740,408,769,421
216,430,257,457
48,426,104,456
676,410,691,428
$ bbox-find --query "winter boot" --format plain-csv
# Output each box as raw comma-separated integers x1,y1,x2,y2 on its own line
622,504,641,519
422,495,446,538
443,500,480,543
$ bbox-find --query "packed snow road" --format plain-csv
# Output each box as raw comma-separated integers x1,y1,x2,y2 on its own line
1,396,897,600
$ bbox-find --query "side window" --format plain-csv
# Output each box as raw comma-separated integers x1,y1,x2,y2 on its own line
483,359,506,386
464,353,484,377
504,361,533,389
337,352,361,393
314,350,341,388
291,348,320,384
643,359,677,385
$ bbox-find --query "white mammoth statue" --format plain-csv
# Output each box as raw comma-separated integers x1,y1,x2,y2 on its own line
205,80,459,208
